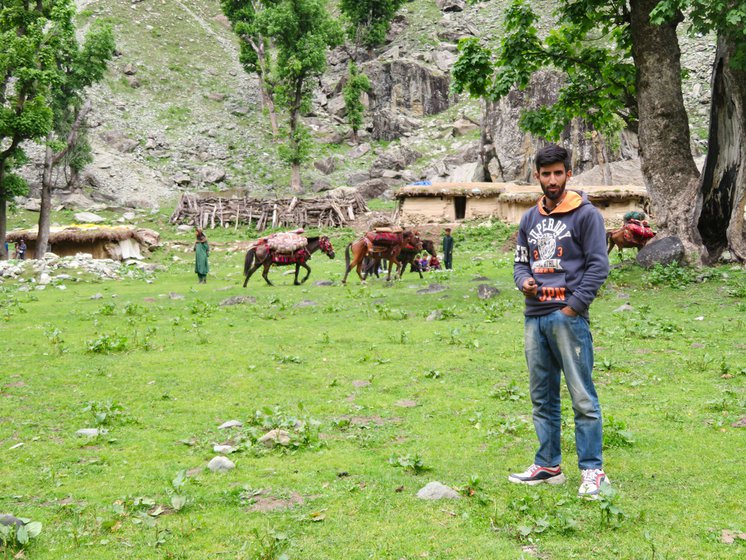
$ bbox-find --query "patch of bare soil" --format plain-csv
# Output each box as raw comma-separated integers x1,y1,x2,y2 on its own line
246,490,304,513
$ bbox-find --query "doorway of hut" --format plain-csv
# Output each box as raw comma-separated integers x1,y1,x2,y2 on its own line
454,196,466,220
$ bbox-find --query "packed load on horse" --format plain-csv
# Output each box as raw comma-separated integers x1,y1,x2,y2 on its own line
607,211,656,254
367,227,404,248
260,229,308,254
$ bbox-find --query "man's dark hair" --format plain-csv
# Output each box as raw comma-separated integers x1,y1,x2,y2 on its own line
535,143,571,171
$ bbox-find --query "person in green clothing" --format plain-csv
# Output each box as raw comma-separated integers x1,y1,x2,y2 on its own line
194,229,209,283
442,227,454,270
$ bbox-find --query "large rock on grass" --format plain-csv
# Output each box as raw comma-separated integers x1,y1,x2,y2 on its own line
636,236,685,268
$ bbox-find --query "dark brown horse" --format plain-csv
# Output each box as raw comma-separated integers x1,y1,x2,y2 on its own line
398,239,436,278
342,230,422,284
243,236,335,287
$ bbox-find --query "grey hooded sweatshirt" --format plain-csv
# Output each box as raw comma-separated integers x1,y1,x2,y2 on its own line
513,190,609,318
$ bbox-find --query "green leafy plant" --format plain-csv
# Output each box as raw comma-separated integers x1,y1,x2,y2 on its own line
86,333,128,354
83,400,128,426
646,262,697,289
598,485,626,528
388,453,431,475
0,517,43,550
603,416,635,449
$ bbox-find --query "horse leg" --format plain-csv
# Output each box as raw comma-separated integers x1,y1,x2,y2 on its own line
243,261,263,287
262,262,274,286
299,263,311,284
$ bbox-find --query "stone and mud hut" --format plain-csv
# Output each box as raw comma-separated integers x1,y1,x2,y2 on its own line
6,225,160,260
394,182,651,226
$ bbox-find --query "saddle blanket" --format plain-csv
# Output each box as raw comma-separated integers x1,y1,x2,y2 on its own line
367,231,401,247
623,219,655,241
271,248,310,264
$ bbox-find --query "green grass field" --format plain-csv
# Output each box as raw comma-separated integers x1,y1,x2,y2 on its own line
1,216,745,559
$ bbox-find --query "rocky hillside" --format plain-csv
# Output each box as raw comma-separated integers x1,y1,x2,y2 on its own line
18,0,715,211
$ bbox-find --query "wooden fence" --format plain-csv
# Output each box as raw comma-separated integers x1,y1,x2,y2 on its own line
170,191,369,231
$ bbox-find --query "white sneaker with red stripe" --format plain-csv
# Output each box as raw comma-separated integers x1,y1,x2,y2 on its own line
508,464,566,485
578,468,610,499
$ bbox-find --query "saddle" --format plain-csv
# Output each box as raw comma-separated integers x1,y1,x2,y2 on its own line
366,231,402,248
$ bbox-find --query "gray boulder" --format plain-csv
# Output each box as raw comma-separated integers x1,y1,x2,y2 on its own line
207,456,235,472
477,284,500,299
74,212,105,223
416,481,461,500
314,156,337,175
636,236,686,269
436,0,466,11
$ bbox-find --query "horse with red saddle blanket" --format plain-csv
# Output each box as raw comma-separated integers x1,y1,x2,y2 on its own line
607,211,656,255
342,228,422,284
243,234,335,286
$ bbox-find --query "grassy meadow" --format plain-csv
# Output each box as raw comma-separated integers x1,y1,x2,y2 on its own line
1,214,745,559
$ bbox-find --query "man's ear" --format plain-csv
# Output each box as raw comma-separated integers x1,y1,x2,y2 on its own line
566,168,573,178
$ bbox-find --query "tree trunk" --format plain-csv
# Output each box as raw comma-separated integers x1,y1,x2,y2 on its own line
36,132,55,258
630,0,705,262
0,168,7,261
697,35,746,263
290,163,302,193
253,39,279,138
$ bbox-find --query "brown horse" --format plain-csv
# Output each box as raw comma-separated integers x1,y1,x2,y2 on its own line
342,230,422,284
243,236,335,287
362,239,436,279
607,227,655,255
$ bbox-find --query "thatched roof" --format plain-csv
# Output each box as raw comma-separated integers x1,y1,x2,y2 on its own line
396,182,649,201
7,225,141,244
396,182,511,198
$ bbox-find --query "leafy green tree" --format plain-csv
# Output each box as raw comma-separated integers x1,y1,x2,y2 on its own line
343,62,371,144
0,1,59,259
221,0,279,137
339,0,405,50
452,0,746,263
37,19,115,257
257,0,342,192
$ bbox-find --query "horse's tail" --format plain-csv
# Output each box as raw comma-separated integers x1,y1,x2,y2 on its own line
345,242,352,270
244,248,256,276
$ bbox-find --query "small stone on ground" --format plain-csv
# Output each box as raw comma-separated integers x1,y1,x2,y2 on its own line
416,481,461,500
207,456,235,472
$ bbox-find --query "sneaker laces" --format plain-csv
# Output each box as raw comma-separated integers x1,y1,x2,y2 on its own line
581,469,603,484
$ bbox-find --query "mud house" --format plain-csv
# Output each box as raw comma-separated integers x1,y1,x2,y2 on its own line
6,225,160,260
394,182,651,225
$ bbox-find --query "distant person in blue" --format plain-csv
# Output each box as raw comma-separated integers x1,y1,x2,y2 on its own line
442,227,454,269
510,143,610,499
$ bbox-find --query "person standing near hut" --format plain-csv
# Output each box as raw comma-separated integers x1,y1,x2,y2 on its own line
17,239,26,260
510,144,610,498
194,229,209,284
442,227,454,270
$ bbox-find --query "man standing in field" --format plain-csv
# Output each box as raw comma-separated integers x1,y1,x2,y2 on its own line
510,144,610,498
442,227,454,270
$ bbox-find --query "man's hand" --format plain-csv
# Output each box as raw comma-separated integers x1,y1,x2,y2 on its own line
521,278,538,297
560,306,578,317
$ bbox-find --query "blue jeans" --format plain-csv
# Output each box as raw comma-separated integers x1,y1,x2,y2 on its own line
524,310,603,470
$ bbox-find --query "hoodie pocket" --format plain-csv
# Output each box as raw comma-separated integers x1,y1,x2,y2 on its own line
534,271,568,303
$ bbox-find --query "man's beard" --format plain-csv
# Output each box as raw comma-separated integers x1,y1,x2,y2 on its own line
541,181,567,201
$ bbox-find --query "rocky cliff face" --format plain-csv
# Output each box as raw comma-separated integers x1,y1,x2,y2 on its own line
15,0,715,210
